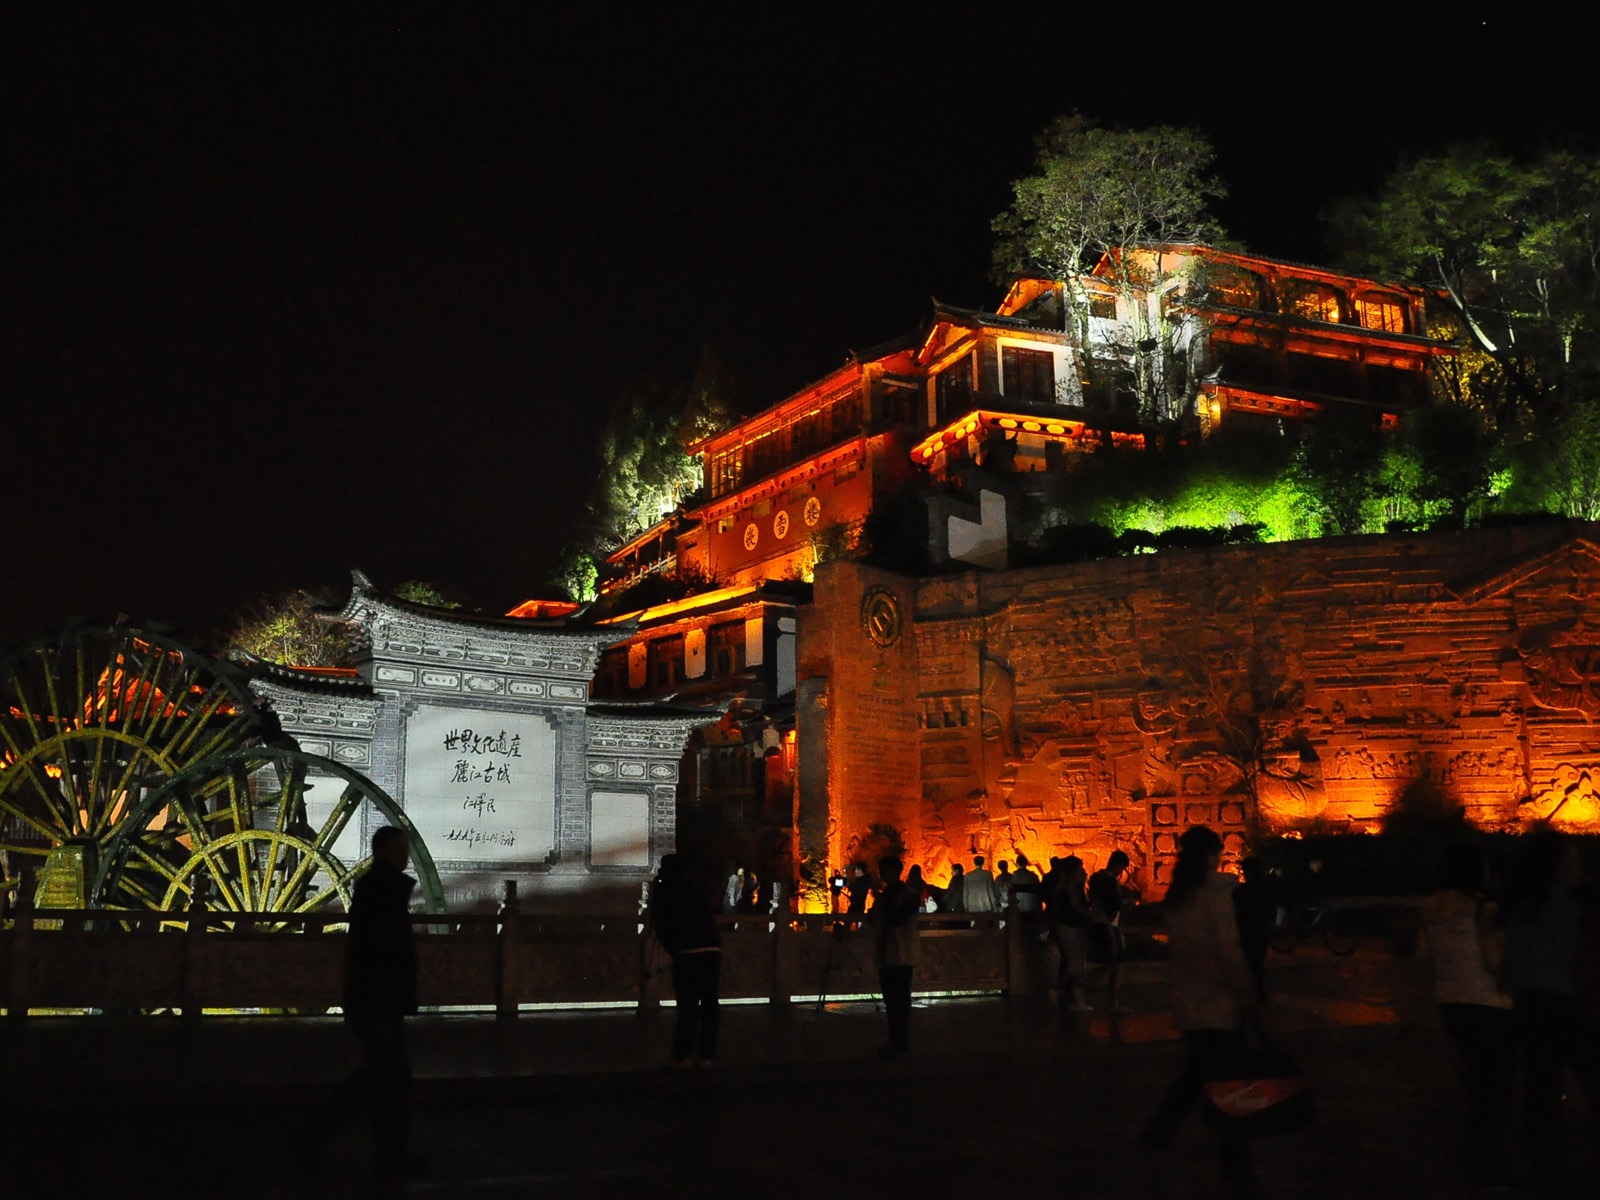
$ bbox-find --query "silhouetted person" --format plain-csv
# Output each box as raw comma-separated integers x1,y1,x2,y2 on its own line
846,862,871,915
943,862,966,913
1089,850,1131,1011
1012,853,1040,917
737,869,761,913
650,853,722,1067
342,825,421,1182
994,860,1013,909
1140,826,1257,1196
871,854,920,1060
1505,831,1598,1192
1420,843,1513,1192
906,864,930,912
721,864,742,913
1051,855,1094,1012
1233,856,1274,1000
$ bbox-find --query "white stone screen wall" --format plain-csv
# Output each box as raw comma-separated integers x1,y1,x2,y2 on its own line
588,790,651,867
402,705,557,865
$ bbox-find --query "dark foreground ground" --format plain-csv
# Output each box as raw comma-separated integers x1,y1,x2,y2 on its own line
5,949,1594,1199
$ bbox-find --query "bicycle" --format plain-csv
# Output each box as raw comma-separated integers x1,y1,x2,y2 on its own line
1267,902,1359,955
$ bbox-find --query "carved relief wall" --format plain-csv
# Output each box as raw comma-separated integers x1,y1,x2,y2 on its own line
802,524,1600,898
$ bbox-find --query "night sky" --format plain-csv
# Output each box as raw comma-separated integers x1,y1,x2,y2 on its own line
4,6,1590,650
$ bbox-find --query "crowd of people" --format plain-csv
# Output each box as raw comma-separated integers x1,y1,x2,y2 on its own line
646,830,1598,1198
325,822,1597,1194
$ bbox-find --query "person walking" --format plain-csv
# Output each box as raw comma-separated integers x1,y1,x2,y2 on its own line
1233,856,1274,1001
1051,855,1094,1012
871,855,921,1060
1088,850,1132,1012
1012,853,1040,915
341,825,422,1182
964,854,998,914
1505,830,1598,1193
650,853,723,1068
1140,826,1258,1198
1419,843,1514,1193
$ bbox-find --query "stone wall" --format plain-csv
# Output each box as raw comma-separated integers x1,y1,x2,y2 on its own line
802,523,1600,898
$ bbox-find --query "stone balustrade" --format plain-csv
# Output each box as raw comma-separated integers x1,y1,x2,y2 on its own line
1,885,1037,1018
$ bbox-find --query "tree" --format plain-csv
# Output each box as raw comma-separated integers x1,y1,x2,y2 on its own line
992,115,1227,423
1294,409,1386,535
225,591,355,667
1327,144,1600,433
393,580,464,609
554,346,737,601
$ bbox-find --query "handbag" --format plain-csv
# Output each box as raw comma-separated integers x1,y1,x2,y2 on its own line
1201,1038,1314,1139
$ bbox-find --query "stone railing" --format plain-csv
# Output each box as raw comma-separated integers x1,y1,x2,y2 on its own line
0,884,1047,1018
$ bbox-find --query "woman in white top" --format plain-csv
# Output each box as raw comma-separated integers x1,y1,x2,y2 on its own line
1140,826,1259,1196
1419,844,1513,1192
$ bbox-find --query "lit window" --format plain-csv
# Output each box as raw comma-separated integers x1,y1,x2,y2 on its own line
1282,281,1345,325
1087,294,1117,319
935,355,974,422
1206,267,1265,310
1001,346,1055,404
1355,293,1407,334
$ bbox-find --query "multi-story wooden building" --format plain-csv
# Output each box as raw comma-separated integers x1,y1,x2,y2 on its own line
566,247,1457,887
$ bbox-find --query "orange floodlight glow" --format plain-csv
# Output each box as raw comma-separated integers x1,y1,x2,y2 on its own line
909,409,1146,464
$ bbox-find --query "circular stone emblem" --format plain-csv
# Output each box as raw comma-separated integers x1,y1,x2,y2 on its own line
803,496,822,527
773,511,790,539
743,523,759,551
860,585,902,647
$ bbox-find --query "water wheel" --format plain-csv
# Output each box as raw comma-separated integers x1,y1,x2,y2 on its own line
0,625,263,875
93,745,444,918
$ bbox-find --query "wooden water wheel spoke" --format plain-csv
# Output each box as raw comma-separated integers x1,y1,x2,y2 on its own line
96,746,444,918
0,627,262,873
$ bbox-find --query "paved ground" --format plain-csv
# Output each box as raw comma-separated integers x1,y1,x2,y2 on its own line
5,948,1594,1199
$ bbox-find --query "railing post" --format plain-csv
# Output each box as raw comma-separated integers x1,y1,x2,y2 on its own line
180,880,209,1024
6,877,34,1022
636,886,660,1016
1004,909,1021,999
496,879,521,1023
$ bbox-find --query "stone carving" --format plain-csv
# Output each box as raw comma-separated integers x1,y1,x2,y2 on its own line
1517,619,1600,718
1522,764,1600,830
979,651,1017,757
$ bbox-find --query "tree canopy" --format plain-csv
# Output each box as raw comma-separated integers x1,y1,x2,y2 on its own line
992,116,1228,423
225,590,354,667
554,347,737,601
1326,143,1600,521
992,115,1227,284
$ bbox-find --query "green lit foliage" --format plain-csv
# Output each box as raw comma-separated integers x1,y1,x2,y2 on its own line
554,348,737,602
992,115,1226,423
393,580,464,609
1502,398,1600,521
226,591,355,668
1408,404,1501,529
1328,144,1600,433
1048,430,1317,545
1293,409,1385,536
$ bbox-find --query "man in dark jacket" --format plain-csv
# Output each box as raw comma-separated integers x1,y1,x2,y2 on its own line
871,855,921,1060
650,853,723,1066
343,826,420,1177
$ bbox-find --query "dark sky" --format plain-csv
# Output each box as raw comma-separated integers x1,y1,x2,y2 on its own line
3,5,1590,649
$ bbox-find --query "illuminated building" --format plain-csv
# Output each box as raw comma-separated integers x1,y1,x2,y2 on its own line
522,250,1594,907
